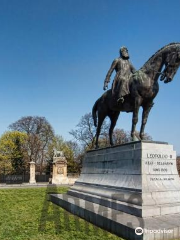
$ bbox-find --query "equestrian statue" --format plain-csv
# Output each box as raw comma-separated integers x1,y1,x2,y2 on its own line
92,43,180,148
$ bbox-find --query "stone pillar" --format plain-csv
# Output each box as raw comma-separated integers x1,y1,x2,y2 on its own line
29,161,36,184
52,155,69,184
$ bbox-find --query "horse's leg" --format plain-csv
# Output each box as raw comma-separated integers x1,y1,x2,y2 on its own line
109,111,120,146
140,101,154,139
95,112,106,149
131,96,142,141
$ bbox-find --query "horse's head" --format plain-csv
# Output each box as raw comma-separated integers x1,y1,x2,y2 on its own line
161,50,180,83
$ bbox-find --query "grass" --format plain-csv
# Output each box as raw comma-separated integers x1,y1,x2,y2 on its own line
0,186,122,240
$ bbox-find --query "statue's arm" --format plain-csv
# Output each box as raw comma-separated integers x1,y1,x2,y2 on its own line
130,62,136,73
103,59,117,90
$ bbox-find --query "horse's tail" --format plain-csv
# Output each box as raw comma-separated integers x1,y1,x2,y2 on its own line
92,99,99,128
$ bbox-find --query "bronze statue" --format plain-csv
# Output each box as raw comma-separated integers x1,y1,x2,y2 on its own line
93,43,180,148
104,46,136,103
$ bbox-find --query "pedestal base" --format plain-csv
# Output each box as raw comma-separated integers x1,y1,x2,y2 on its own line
29,180,36,184
50,141,180,240
52,177,69,185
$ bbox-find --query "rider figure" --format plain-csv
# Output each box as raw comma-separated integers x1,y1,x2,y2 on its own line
103,46,136,103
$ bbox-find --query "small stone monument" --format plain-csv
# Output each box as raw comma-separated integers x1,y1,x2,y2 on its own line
52,149,69,184
29,161,36,184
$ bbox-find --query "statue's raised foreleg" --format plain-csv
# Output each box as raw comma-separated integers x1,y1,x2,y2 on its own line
108,111,120,146
131,96,142,141
140,101,154,139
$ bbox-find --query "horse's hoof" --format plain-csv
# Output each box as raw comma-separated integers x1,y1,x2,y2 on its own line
132,136,139,142
140,135,144,140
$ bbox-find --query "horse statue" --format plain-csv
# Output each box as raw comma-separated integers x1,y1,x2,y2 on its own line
92,43,180,149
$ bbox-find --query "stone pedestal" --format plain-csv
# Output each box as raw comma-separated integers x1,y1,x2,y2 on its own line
52,156,69,184
29,161,36,184
50,141,180,240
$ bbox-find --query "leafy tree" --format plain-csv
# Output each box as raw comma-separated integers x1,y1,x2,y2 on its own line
9,116,54,174
0,131,28,174
66,140,83,173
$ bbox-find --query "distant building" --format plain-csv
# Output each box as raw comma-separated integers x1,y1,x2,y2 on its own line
177,156,180,175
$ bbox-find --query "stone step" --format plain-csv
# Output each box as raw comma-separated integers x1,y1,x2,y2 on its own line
68,189,180,218
68,189,142,217
50,193,180,240
71,182,142,205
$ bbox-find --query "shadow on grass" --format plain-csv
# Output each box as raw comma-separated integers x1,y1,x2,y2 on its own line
38,185,108,237
38,184,61,233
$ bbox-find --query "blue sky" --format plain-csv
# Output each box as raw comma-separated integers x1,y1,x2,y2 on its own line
0,0,180,153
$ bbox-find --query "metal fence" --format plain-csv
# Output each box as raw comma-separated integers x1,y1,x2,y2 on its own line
0,171,78,184
36,174,50,182
0,174,30,184
0,173,51,184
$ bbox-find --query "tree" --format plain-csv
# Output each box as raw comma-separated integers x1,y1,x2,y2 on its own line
69,112,109,150
0,131,28,174
9,116,54,174
66,140,83,173
106,128,129,145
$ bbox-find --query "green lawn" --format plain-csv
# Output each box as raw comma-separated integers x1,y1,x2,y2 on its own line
0,186,122,240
